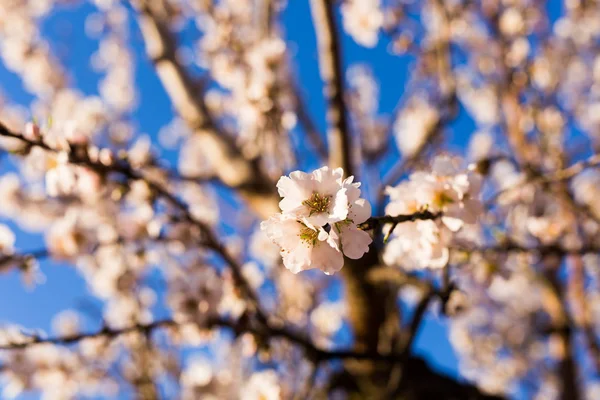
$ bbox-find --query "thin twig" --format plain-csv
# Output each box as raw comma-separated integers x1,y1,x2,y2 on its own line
0,122,268,324
358,210,440,231
402,291,434,357
486,153,600,208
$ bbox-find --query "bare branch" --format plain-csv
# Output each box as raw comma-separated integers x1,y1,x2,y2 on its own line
0,313,504,400
0,122,268,323
309,0,353,175
487,152,600,207
358,210,440,231
132,0,278,217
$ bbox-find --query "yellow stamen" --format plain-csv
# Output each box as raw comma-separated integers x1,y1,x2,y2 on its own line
302,192,331,216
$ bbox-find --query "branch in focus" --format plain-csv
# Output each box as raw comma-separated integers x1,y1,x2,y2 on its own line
358,210,440,231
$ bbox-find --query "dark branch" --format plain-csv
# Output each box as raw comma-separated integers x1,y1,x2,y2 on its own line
0,122,268,324
0,314,504,399
358,210,440,231
309,0,353,175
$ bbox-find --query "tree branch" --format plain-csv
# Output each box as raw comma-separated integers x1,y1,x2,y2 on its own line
309,0,353,175
0,122,268,324
131,0,278,217
358,210,440,231
487,152,600,208
0,314,504,399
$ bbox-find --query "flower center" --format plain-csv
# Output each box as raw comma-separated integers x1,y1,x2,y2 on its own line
302,192,331,216
433,191,454,208
299,226,319,246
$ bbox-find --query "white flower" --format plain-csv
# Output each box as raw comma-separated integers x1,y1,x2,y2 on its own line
311,302,345,337
181,357,213,388
383,155,482,270
52,310,80,337
242,261,264,289
276,166,349,227
394,98,439,156
468,131,494,162
383,219,450,270
264,167,373,274
218,273,247,318
45,152,77,197
64,120,89,145
75,167,102,201
330,177,372,259
240,370,281,400
457,83,499,126
261,214,343,275
407,156,482,232
0,224,15,254
499,7,524,37
341,0,384,48
46,213,86,259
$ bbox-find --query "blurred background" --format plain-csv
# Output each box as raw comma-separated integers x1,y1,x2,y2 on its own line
0,0,599,399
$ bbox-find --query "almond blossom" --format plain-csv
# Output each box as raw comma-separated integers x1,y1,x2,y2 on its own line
0,224,15,255
341,0,384,48
276,167,349,227
384,156,483,270
262,167,373,275
240,370,281,400
261,214,344,275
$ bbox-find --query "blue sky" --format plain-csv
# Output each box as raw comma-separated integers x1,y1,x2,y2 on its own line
0,0,473,390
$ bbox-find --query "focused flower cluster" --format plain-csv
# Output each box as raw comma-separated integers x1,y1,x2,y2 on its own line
262,167,372,275
383,156,483,270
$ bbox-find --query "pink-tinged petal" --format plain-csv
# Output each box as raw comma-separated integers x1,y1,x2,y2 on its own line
349,198,372,224
340,225,372,259
313,166,343,195
442,215,464,232
462,198,483,224
342,176,362,202
428,246,449,269
312,240,344,275
325,229,341,251
282,244,313,274
452,174,470,197
277,173,311,213
279,197,302,214
317,229,329,241
467,172,483,195
332,167,345,180
261,215,296,248
330,188,349,222
343,176,355,185
281,253,304,274
432,155,460,176
305,213,330,227
276,175,294,197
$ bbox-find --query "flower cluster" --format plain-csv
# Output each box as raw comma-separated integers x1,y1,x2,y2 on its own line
262,167,372,275
383,156,483,270
341,0,384,48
